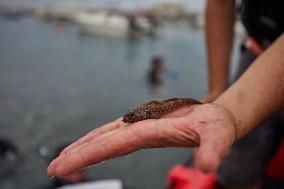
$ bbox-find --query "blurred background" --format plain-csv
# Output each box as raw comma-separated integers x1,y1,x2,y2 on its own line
0,0,243,189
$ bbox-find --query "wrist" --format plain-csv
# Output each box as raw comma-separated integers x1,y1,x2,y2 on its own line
213,97,242,140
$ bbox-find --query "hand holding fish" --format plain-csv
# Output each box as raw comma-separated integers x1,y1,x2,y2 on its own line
47,101,237,177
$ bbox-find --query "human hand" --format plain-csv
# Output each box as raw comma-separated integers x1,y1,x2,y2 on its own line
47,103,237,177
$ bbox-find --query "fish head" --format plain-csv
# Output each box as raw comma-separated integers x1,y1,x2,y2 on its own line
122,107,149,123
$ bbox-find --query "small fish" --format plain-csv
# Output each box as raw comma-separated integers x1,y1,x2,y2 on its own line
123,98,202,123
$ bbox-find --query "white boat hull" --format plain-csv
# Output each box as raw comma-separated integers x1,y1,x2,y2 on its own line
73,12,129,38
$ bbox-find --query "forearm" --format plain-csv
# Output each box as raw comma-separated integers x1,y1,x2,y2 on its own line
216,34,284,139
206,0,235,92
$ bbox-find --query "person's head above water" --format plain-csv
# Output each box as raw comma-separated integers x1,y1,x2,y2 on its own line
151,56,165,72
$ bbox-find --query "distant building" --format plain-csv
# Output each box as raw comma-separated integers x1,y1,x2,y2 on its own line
150,3,185,19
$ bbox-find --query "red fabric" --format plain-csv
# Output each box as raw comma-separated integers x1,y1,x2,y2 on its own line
167,141,284,189
266,139,284,179
168,165,216,189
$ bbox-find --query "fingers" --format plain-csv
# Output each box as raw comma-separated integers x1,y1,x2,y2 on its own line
60,106,199,156
47,120,158,176
47,116,202,177
60,118,123,155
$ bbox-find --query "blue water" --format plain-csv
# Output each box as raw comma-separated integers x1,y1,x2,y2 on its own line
0,17,240,189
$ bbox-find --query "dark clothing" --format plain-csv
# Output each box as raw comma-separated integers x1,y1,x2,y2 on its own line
241,0,284,46
0,139,20,178
41,178,88,189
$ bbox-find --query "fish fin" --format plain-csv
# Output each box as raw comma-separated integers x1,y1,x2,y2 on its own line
144,101,163,106
163,98,180,102
164,98,202,104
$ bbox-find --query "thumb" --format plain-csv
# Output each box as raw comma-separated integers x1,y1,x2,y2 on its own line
194,137,230,173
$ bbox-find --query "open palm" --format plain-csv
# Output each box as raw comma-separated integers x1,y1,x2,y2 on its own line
47,103,237,176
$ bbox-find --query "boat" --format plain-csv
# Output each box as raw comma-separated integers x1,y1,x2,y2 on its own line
73,11,158,38
73,11,130,38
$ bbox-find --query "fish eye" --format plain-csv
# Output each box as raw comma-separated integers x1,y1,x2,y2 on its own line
145,111,151,116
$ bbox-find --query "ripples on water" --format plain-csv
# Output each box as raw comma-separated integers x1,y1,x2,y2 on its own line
0,17,239,189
